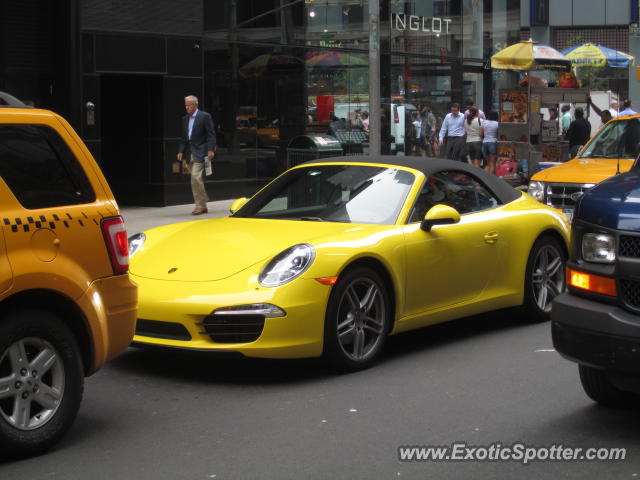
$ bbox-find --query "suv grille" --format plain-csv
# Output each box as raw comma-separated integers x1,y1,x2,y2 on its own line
136,319,192,340
546,183,593,209
620,236,640,258
620,280,640,310
198,314,265,343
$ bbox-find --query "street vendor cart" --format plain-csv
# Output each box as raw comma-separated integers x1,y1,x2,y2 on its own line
491,40,582,184
497,86,589,183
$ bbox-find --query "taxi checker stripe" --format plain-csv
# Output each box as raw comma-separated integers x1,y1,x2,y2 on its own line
2,211,98,233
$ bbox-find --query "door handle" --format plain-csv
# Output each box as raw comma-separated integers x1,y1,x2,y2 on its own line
484,232,499,244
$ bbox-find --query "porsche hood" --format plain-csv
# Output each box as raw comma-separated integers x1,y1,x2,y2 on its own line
129,217,362,282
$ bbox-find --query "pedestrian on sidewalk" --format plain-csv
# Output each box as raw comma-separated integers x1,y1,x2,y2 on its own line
567,107,591,159
617,99,637,117
177,95,216,215
439,103,467,162
464,106,483,168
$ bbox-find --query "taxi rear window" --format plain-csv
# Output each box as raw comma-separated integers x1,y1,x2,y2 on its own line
0,124,95,209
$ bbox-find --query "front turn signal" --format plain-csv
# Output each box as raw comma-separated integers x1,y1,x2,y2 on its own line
567,268,617,296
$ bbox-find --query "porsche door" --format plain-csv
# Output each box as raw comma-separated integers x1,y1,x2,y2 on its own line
401,170,506,317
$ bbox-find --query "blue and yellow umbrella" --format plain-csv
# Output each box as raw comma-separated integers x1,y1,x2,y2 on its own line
561,43,635,68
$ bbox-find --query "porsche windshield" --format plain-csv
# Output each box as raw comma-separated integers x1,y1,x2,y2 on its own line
235,164,415,224
580,118,640,159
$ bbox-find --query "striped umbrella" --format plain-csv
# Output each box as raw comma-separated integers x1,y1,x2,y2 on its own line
561,43,634,68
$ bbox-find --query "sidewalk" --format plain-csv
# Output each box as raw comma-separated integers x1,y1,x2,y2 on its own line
121,199,235,235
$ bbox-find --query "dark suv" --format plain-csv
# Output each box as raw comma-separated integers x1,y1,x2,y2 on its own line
552,168,640,406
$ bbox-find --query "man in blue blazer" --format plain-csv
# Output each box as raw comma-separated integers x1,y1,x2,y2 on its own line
177,95,216,215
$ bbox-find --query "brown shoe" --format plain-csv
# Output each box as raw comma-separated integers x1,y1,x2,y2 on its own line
191,207,208,215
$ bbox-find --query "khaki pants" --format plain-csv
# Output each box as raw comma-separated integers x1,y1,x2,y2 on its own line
189,155,209,208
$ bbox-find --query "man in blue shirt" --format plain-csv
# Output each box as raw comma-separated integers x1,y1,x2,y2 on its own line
617,99,637,117
438,103,466,162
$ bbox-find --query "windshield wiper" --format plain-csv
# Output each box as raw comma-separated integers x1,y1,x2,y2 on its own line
300,216,325,222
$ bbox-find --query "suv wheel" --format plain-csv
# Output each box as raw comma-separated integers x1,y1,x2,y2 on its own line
578,365,637,407
0,310,84,458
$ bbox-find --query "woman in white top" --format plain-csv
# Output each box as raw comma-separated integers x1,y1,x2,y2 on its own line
464,106,483,167
411,111,426,157
482,110,499,174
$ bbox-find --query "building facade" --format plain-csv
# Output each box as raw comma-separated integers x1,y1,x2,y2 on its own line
521,0,635,101
0,0,529,206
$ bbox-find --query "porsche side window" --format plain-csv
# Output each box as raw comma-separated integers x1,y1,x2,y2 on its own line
435,171,499,214
410,171,499,221
408,176,449,223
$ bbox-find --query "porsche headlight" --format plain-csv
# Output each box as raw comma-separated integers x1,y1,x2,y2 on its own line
128,233,146,257
582,233,616,264
528,181,546,202
259,244,315,287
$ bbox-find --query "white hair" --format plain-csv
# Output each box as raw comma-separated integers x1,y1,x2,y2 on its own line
184,95,199,105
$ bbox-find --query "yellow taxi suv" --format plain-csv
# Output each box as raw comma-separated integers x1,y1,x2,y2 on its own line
0,101,137,458
528,113,640,220
129,157,570,371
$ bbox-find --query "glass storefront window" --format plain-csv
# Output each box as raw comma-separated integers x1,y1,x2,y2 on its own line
202,0,521,183
305,1,369,50
388,0,462,59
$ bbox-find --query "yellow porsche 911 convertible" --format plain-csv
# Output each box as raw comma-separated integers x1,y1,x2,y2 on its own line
128,157,570,371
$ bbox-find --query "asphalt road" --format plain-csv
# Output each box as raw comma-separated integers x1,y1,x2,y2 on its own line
2,203,639,479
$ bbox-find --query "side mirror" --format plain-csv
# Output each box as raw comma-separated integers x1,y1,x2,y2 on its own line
420,204,461,232
229,197,248,214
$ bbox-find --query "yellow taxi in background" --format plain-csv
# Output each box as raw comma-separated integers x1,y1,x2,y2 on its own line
528,114,639,220
0,99,137,458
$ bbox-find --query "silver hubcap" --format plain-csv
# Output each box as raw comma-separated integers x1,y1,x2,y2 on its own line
336,278,386,362
531,245,564,313
0,337,65,430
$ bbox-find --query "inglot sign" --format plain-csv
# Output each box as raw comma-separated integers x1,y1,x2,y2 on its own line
391,13,453,34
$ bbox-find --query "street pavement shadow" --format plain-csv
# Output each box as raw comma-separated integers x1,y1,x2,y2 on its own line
108,308,528,385
382,307,529,361
521,402,640,446
109,347,331,385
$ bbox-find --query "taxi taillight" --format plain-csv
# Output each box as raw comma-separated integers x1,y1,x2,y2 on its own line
101,216,129,274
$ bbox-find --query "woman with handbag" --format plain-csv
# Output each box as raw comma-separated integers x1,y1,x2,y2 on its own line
464,106,484,168
482,110,499,174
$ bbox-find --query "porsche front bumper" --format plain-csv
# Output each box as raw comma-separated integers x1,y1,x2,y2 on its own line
131,274,332,359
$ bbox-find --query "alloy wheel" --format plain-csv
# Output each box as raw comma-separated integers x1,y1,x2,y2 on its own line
531,244,564,313
0,337,65,431
335,277,386,362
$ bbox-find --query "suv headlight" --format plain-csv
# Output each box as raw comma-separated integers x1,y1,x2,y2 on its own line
582,233,616,264
128,233,146,257
528,181,545,202
259,244,315,287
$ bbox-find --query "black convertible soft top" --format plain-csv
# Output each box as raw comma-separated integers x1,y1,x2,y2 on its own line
302,155,522,205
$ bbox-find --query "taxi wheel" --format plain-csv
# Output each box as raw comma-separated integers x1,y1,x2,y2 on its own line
0,309,84,459
323,267,391,372
523,235,566,323
579,365,637,407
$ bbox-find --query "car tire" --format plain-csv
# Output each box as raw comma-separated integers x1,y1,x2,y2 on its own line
578,365,636,407
0,309,84,459
323,267,391,372
523,235,566,323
